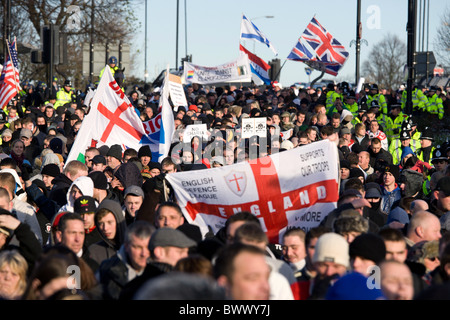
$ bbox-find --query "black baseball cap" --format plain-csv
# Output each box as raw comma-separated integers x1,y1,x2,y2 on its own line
74,196,97,214
92,155,106,165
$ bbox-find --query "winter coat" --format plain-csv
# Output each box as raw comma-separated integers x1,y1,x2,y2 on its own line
113,162,143,189
48,173,73,207
88,200,127,267
97,245,145,300
58,176,94,213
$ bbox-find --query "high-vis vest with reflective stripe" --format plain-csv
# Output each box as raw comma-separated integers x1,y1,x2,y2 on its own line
367,93,388,114
54,88,73,109
426,94,444,120
401,89,428,111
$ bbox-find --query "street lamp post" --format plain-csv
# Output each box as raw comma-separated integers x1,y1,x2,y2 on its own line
144,0,148,83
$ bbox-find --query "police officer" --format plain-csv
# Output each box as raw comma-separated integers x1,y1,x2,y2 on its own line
344,90,359,118
366,83,388,115
426,86,444,120
401,84,428,115
391,128,420,165
417,127,436,166
388,104,408,142
54,79,74,109
325,82,342,112
99,56,118,79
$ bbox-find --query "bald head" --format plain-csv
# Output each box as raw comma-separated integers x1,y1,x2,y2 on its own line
410,200,429,215
407,211,442,244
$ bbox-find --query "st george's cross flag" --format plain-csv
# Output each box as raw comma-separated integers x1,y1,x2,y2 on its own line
66,66,174,165
165,139,340,244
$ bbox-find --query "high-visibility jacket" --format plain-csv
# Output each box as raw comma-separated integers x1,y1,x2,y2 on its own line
54,88,73,109
401,88,428,111
389,113,408,140
379,114,395,143
426,94,444,120
367,93,388,114
417,146,435,167
325,91,342,111
99,65,116,80
345,102,359,118
390,140,421,165
352,115,363,127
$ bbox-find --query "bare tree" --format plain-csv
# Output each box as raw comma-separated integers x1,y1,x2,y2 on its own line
433,6,450,70
362,33,407,90
3,0,140,88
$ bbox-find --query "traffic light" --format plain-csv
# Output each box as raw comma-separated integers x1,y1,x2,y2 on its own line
34,24,67,65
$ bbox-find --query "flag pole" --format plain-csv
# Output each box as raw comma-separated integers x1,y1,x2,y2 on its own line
5,37,20,93
273,59,286,83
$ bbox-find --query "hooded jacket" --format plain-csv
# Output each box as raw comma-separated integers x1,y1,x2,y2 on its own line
113,162,143,189
88,200,127,267
57,176,94,213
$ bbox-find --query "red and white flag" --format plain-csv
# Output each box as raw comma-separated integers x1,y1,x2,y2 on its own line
66,66,149,164
165,140,340,244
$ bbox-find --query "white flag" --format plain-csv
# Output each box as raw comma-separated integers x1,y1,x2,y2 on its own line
240,14,278,56
65,66,149,165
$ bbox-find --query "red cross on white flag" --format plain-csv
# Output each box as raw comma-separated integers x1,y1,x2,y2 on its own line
65,66,147,165
165,139,340,244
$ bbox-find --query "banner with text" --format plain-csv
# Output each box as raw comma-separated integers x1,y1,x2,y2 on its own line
183,55,252,85
165,139,340,244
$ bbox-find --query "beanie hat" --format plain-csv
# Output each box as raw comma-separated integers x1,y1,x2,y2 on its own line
41,163,60,178
326,272,384,300
88,171,108,190
313,233,350,268
138,145,152,159
400,146,415,163
49,137,63,155
349,233,386,264
106,144,122,161
384,164,399,181
350,168,365,181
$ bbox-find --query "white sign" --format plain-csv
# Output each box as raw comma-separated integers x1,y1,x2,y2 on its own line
168,73,188,108
183,124,208,142
241,117,267,139
356,77,365,94
183,55,252,85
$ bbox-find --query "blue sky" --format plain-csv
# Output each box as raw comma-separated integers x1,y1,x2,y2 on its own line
130,0,446,87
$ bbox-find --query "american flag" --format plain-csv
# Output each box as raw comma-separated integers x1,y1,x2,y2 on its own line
0,37,20,107
302,17,349,66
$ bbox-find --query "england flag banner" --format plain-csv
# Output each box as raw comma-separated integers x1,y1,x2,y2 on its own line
183,55,252,85
166,139,339,243
66,66,174,164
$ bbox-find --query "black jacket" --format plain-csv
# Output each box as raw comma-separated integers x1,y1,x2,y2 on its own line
2,222,43,276
48,173,73,207
88,200,127,267
119,261,173,300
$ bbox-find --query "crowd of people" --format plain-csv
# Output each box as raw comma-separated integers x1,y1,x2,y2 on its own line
0,63,449,301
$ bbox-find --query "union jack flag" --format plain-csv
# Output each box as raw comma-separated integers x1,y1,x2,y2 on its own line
286,37,314,61
0,37,21,107
302,17,349,66
287,17,348,76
